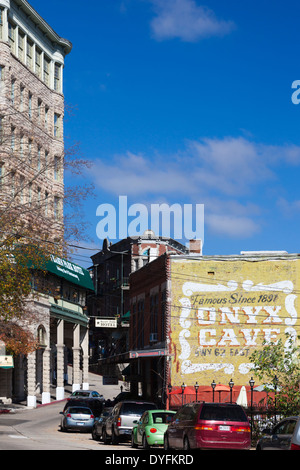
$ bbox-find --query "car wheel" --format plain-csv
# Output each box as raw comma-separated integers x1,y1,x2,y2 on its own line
102,429,110,444
111,428,119,445
183,436,190,450
92,426,100,441
142,433,150,449
131,432,138,448
164,434,170,450
61,421,68,432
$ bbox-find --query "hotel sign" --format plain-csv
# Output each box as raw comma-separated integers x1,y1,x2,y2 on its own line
95,318,117,328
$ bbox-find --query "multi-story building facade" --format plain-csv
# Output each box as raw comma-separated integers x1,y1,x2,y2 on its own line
0,0,71,240
0,1,94,408
88,230,189,379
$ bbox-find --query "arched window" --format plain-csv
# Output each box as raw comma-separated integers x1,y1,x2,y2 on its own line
37,325,47,348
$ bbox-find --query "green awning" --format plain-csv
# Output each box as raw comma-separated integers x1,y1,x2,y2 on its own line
46,254,95,291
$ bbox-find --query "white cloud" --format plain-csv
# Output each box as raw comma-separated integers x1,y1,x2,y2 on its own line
206,214,260,238
149,0,235,42
89,136,300,239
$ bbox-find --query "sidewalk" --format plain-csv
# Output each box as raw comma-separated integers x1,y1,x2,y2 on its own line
0,369,129,413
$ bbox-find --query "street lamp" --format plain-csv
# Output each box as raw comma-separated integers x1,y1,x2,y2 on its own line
194,382,199,402
181,382,186,406
211,380,216,403
249,377,255,440
229,378,234,404
167,383,172,409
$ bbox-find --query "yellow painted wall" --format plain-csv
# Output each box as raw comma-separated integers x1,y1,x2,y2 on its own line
169,256,299,386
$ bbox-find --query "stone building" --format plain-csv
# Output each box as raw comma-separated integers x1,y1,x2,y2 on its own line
0,0,93,407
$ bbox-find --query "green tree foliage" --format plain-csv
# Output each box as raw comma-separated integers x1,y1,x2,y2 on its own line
250,333,300,416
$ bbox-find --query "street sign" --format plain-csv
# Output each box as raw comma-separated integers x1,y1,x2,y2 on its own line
95,318,117,328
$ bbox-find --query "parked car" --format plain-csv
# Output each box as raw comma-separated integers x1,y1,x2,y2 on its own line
60,406,96,432
69,390,104,400
256,416,300,450
164,402,251,450
103,400,158,444
131,409,176,448
63,398,103,419
91,407,113,441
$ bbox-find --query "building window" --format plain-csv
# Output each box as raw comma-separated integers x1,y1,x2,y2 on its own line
20,85,24,112
0,8,3,40
54,63,61,92
8,22,15,52
28,92,32,119
43,56,50,86
54,196,59,220
11,79,15,105
35,47,42,79
20,134,24,158
44,106,49,131
150,293,158,340
54,156,60,180
37,146,41,171
45,151,49,176
37,99,42,123
11,126,15,151
28,138,32,164
137,299,144,349
54,113,60,137
26,38,33,70
45,191,48,216
18,30,25,62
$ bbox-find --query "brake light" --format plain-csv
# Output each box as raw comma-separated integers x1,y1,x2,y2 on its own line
150,428,157,433
90,415,95,419
195,425,218,431
231,426,250,433
291,443,300,450
117,417,122,427
66,413,71,418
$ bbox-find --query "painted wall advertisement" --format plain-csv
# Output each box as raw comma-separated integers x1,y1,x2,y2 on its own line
169,257,299,385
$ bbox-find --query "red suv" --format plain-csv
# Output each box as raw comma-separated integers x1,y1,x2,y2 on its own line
164,402,251,450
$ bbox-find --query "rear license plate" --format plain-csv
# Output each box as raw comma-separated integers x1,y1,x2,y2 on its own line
219,425,230,431
76,422,84,426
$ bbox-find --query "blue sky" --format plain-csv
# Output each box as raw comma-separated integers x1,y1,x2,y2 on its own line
29,0,300,265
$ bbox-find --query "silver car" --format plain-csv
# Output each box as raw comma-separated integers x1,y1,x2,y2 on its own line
256,416,300,450
60,406,96,432
69,390,104,400
103,400,157,444
291,417,300,450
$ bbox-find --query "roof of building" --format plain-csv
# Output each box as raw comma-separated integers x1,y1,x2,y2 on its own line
12,0,72,55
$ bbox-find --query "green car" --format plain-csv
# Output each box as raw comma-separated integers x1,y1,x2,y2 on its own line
131,409,176,448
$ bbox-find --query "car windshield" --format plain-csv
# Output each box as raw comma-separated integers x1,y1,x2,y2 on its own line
121,403,157,415
152,412,175,424
73,392,90,397
68,407,92,415
199,404,248,422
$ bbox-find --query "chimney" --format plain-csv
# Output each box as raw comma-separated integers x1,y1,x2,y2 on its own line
189,239,202,255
